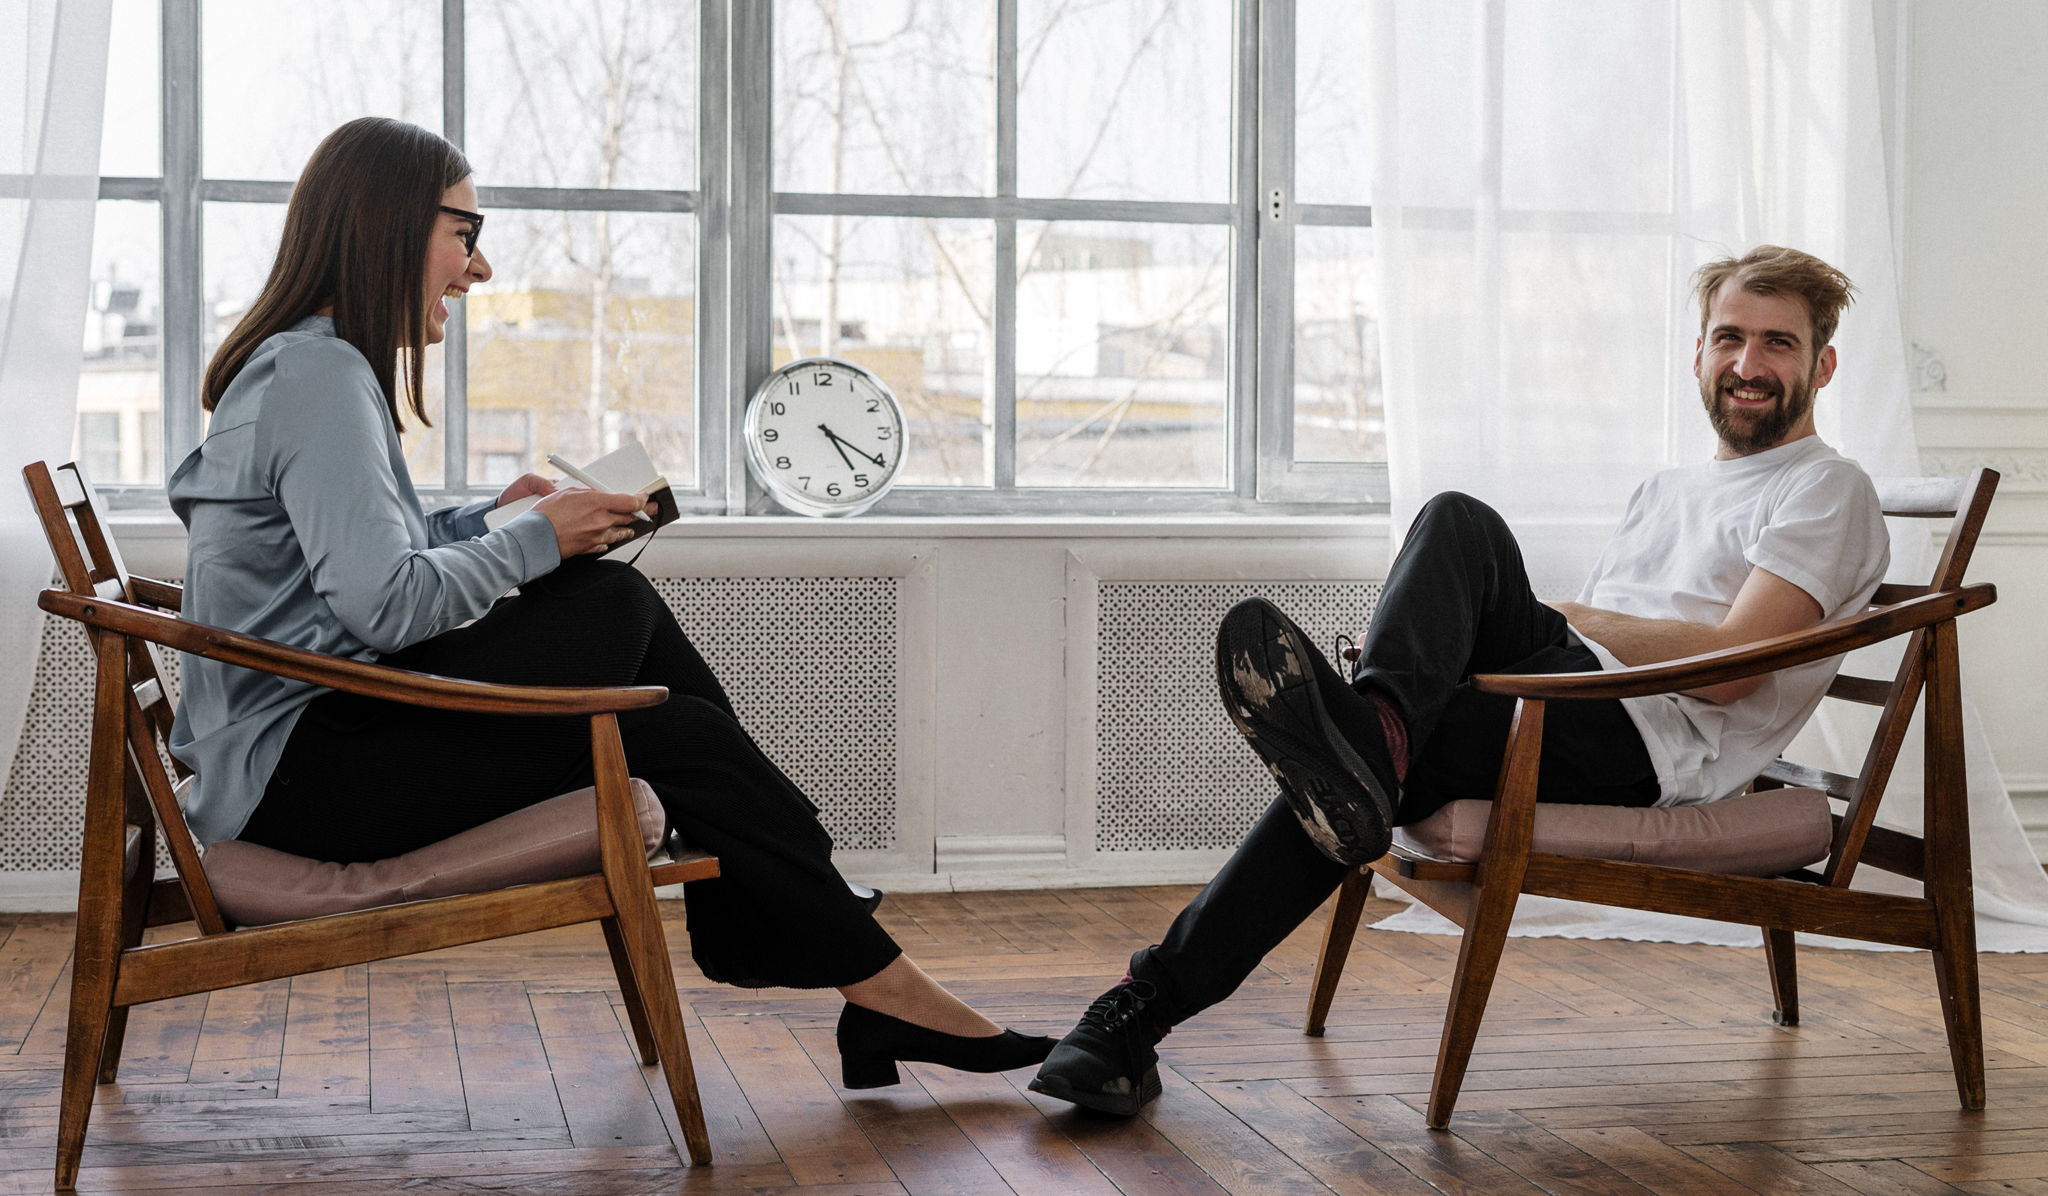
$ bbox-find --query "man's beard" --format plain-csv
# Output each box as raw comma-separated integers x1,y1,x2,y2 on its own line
1701,368,1816,455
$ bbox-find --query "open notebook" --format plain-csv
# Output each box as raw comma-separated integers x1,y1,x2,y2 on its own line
484,440,679,543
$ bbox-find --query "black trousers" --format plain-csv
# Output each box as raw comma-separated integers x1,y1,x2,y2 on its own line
1129,492,1660,1025
240,557,901,990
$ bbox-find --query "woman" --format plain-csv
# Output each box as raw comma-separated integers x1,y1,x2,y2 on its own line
167,116,1049,1086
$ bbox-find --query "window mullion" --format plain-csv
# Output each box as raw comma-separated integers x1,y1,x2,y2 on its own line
1252,0,1294,501
697,0,732,510
991,0,1018,490
442,0,469,494
161,0,202,471
729,0,773,512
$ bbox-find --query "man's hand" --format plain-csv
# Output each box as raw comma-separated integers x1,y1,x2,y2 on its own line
533,488,655,557
1551,566,1825,704
493,472,557,508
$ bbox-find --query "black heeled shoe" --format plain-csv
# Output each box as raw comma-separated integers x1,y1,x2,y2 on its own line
836,1002,1056,1089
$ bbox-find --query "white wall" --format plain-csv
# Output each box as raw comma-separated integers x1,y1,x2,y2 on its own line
1903,0,2048,857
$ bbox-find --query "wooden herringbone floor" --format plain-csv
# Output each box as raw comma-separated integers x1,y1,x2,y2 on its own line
2,886,2045,1193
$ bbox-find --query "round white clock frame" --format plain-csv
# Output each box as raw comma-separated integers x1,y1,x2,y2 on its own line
743,356,907,517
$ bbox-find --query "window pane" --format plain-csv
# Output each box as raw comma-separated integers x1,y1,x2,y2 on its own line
1295,0,1371,207
773,216,992,487
467,0,698,191
1293,226,1381,463
78,201,163,486
202,202,285,362
1018,0,1230,203
202,2,441,181
1016,221,1228,488
203,202,445,486
774,1,992,196
473,410,535,487
100,0,160,177
466,210,698,487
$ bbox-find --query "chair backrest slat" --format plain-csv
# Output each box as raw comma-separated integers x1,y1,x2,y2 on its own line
21,460,229,934
1871,582,1928,605
1825,674,1893,706
1757,759,1858,801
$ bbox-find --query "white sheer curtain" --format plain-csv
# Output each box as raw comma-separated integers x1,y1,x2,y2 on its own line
1365,0,2048,948
1,2,113,801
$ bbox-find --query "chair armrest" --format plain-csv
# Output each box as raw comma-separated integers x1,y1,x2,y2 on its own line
1471,584,1995,701
38,589,667,716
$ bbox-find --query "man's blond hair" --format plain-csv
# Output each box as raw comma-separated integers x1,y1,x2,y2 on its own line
1693,245,1856,356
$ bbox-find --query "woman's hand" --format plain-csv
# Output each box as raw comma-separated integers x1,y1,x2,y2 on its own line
533,487,656,557
494,472,557,507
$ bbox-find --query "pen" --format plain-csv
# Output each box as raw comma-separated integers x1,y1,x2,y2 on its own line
547,453,652,521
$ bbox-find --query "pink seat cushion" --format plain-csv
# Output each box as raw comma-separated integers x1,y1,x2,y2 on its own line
203,780,668,927
1392,787,1834,876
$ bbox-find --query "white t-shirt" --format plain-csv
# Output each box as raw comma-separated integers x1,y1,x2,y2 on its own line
1572,436,1889,807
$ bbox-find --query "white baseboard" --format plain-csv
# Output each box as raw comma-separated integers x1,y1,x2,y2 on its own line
848,859,1228,893
0,872,80,912
935,834,1070,873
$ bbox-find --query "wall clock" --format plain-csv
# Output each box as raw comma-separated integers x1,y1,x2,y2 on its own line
743,356,907,517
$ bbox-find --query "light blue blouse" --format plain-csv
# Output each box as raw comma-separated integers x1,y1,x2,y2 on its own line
167,316,560,844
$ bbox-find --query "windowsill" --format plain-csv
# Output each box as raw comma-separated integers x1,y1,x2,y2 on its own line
107,509,1394,540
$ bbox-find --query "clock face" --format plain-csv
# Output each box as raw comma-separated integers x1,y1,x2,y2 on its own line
745,357,907,517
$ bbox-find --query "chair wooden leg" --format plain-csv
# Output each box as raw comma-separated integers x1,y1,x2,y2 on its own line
56,943,117,1191
1424,877,1519,1130
604,877,711,1163
1763,927,1798,1026
1423,697,1545,1130
602,915,659,1065
1924,622,1985,1109
591,718,713,1165
61,636,136,1190
1930,900,1984,1110
1305,868,1372,1036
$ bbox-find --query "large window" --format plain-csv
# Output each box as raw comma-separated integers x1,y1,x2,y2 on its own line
78,0,1382,513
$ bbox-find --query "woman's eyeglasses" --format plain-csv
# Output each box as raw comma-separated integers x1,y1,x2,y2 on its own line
439,205,484,257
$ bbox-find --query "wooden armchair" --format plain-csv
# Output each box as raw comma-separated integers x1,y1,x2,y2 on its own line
22,460,723,1190
1304,469,2001,1129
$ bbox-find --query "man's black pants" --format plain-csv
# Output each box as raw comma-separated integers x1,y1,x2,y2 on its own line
1130,492,1661,1026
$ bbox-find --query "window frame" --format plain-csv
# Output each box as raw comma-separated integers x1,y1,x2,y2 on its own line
97,0,1388,516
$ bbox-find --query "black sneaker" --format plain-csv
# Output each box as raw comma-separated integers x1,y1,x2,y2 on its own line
1027,981,1165,1116
1215,596,1398,866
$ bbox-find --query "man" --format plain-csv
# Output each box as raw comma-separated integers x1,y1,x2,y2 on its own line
1030,245,1892,1115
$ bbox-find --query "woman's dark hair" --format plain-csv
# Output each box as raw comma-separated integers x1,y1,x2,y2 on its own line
202,117,472,428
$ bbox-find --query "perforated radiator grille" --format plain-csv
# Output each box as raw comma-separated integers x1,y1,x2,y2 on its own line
1095,582,1383,853
1,577,900,870
1093,578,1579,855
2,615,106,871
651,578,899,853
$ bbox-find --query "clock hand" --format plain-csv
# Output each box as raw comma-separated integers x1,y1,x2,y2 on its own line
819,424,887,467
818,424,859,471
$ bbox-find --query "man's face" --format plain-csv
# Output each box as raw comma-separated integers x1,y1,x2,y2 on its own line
1693,284,1836,459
